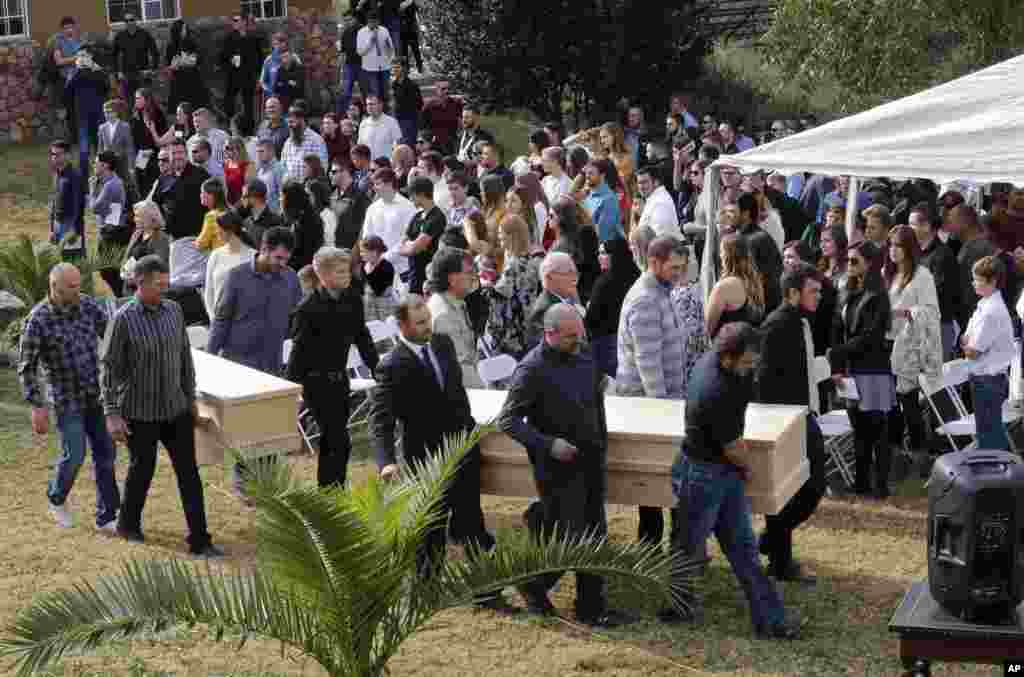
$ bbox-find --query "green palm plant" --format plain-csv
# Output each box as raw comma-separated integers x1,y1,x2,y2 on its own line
0,234,126,307
0,426,698,677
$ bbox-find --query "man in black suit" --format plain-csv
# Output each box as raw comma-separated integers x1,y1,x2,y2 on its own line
163,139,210,239
371,295,509,602
236,178,283,249
455,103,494,164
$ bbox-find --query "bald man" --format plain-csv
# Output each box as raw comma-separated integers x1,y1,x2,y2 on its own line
18,263,120,530
498,303,626,628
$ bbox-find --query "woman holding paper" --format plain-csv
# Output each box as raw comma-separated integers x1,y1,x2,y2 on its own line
827,240,894,498
121,201,170,295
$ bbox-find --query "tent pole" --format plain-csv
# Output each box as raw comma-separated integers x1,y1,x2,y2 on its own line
845,176,861,246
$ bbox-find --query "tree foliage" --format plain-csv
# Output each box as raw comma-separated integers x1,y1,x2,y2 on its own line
0,428,698,677
420,0,715,122
763,0,1024,112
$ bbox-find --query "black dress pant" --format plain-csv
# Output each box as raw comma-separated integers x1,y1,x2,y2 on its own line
305,377,352,488
523,450,607,616
119,409,213,553
400,31,423,72
888,388,927,451
163,285,209,326
847,407,891,493
762,415,827,573
417,442,494,579
224,79,256,125
637,506,664,545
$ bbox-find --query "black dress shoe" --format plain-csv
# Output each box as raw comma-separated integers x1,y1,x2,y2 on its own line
191,544,226,559
516,586,556,617
754,617,801,640
475,594,521,615
576,609,633,628
115,526,145,543
768,561,817,586
656,605,703,625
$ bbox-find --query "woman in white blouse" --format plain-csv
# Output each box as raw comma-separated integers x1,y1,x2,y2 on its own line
885,225,942,459
203,210,255,318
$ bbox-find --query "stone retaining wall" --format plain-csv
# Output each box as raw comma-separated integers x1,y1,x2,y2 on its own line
0,6,342,144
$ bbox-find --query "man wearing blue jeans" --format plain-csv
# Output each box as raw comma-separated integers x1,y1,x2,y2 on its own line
961,254,1016,451
357,11,394,107
18,263,120,530
336,14,369,117
658,322,799,640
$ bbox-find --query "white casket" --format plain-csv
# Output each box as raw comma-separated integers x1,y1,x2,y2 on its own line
192,349,303,465
468,389,808,515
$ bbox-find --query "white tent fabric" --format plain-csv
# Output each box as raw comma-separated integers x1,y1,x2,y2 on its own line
712,53,1024,186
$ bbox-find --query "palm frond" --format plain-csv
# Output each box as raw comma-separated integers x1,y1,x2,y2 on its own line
0,561,339,677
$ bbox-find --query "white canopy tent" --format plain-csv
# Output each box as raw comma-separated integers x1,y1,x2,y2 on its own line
713,52,1024,185
698,53,1024,302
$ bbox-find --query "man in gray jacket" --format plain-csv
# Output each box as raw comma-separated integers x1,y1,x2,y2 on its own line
616,236,689,546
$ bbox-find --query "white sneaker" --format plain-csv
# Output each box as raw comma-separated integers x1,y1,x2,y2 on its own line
96,520,118,534
48,502,73,528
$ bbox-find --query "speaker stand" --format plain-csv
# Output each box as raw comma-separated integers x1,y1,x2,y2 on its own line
889,581,1024,676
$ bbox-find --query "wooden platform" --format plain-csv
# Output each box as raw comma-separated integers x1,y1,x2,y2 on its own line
192,350,303,466
889,581,1024,675
468,389,808,515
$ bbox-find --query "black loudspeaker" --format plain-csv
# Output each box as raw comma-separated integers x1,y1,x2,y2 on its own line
927,450,1024,623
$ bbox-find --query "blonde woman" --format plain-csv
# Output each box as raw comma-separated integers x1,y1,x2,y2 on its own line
705,234,765,338
480,174,507,272
482,215,542,358
121,201,171,294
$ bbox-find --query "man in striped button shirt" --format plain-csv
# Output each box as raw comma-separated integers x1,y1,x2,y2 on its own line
102,255,223,558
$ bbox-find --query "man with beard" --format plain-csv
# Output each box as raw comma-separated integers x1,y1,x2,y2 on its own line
659,322,799,640
280,104,328,183
456,104,494,163
371,295,509,611
581,159,622,242
163,139,210,239
636,164,679,240
755,263,827,583
328,160,371,249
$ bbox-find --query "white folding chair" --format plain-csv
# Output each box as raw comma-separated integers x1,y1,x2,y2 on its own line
812,355,856,489
297,406,320,454
919,359,1021,452
187,325,210,351
347,346,377,428
477,354,518,389
367,318,399,349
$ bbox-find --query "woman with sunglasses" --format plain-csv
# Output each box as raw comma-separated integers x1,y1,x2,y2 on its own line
827,240,895,498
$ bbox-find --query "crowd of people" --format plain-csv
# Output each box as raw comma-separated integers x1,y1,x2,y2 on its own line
19,4,1024,639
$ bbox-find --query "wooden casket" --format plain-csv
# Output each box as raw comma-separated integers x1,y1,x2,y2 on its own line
468,389,808,515
192,349,303,466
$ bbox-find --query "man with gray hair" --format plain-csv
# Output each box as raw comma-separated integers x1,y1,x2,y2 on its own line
19,262,120,530
498,303,628,627
287,246,378,488
617,237,689,547
526,251,584,346
427,248,484,388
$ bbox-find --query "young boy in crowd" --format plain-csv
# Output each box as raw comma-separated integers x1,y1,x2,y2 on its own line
961,255,1017,451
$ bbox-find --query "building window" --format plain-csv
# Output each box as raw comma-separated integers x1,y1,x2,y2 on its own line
0,0,28,39
107,0,181,24
240,0,287,20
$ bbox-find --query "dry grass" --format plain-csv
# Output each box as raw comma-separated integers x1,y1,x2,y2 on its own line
0,139,997,677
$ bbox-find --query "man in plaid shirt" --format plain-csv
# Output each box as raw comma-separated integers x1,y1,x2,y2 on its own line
18,263,120,530
280,104,328,183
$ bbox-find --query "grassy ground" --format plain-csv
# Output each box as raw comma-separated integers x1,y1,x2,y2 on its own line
0,137,997,676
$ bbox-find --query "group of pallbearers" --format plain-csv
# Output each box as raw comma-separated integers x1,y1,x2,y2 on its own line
359,265,821,637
